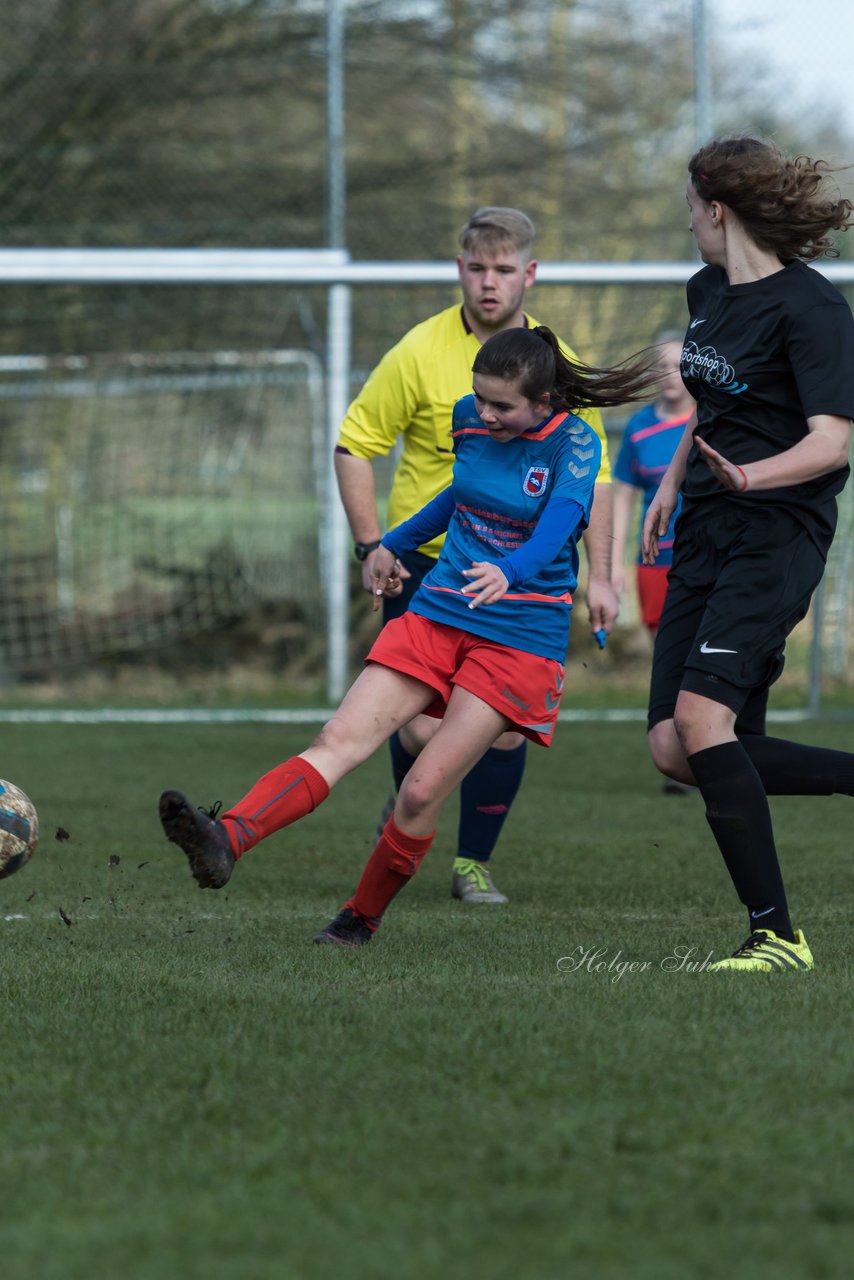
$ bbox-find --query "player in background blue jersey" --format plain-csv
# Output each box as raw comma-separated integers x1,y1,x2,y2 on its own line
611,333,695,635
615,332,767,797
159,327,659,946
612,333,700,797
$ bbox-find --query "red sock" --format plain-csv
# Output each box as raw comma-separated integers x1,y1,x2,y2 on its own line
347,815,434,931
221,756,329,856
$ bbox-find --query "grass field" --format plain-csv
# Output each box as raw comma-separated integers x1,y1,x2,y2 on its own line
2,718,853,1279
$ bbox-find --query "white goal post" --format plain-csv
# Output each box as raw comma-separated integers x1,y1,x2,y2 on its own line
1,248,853,702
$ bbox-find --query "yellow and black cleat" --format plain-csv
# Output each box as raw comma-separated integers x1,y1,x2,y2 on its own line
710,928,813,972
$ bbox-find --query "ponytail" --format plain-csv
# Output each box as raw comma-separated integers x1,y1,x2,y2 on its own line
473,326,660,413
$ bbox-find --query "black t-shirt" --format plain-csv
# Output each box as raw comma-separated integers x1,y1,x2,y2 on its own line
680,260,854,545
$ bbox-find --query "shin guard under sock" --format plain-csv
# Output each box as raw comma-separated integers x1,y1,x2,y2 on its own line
458,740,527,865
348,815,434,930
688,741,794,942
221,756,330,856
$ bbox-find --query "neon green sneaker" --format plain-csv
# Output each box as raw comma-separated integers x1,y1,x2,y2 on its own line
452,857,509,905
709,928,813,972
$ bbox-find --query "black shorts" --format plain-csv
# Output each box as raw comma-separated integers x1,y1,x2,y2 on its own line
648,500,829,732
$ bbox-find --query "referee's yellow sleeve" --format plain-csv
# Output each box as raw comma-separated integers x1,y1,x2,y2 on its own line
336,339,421,459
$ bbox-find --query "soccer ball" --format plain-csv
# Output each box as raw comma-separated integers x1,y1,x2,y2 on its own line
0,780,39,880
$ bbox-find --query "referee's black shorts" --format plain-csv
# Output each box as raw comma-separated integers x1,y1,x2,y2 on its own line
648,499,829,733
381,549,436,625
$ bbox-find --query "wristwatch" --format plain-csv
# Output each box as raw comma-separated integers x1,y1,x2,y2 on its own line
353,540,382,562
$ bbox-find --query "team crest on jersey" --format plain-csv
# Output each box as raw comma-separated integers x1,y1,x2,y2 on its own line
523,464,550,497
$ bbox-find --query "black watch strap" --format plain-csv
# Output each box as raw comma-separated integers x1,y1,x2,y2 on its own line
353,539,382,562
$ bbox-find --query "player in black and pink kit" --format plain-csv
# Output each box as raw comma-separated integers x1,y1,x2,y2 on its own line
645,135,854,972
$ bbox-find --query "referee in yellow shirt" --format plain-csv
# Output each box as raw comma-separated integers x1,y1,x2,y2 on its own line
335,207,616,905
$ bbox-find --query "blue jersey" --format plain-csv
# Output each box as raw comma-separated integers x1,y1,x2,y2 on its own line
613,404,691,567
384,394,601,661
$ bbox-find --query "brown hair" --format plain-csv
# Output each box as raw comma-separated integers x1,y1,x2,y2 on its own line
458,207,535,258
473,326,659,413
689,135,853,262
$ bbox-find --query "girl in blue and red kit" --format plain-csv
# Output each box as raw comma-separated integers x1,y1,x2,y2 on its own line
159,327,657,945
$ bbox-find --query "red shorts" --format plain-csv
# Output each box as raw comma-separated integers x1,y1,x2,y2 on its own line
366,612,566,747
636,564,671,633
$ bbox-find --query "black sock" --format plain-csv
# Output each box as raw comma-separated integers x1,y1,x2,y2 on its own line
740,734,854,796
458,740,527,865
688,741,795,942
388,731,417,793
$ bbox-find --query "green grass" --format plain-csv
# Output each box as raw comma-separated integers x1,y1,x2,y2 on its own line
2,721,853,1279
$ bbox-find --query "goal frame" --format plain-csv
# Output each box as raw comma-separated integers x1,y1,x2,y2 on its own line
2,248,853,704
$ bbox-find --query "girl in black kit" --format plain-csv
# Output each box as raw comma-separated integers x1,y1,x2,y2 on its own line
644,135,854,972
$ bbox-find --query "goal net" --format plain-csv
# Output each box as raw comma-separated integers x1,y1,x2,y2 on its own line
0,345,328,679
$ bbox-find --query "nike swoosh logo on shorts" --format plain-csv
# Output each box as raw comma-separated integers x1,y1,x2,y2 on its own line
699,641,737,654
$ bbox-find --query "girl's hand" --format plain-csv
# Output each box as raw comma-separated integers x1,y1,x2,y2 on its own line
461,561,509,609
642,481,679,565
362,546,410,595
693,434,749,492
370,546,405,611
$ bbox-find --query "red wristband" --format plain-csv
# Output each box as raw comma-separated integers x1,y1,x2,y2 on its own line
734,465,749,492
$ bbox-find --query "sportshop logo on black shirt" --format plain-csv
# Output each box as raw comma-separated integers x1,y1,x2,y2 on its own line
681,340,748,395
677,260,854,543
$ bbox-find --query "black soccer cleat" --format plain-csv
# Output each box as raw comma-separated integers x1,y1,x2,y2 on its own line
313,906,373,947
159,789,235,889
